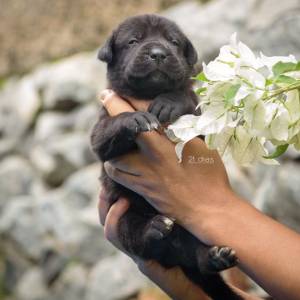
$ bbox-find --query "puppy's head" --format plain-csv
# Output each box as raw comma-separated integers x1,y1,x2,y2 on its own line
98,14,198,99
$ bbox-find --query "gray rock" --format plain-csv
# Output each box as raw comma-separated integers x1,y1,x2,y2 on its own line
72,102,99,133
280,145,300,161
48,264,88,300
32,52,106,112
164,0,254,63
68,221,116,266
165,0,300,64
30,132,95,187
0,77,41,140
40,249,68,285
63,163,101,208
0,51,105,143
246,0,300,58
1,247,32,294
16,268,48,300
225,160,255,202
0,139,18,160
254,162,300,232
34,103,99,142
86,253,149,300
34,112,74,142
0,156,37,209
0,196,54,259
0,191,114,263
43,81,95,111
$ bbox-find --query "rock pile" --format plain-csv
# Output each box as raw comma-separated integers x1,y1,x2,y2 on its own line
0,52,149,300
0,0,300,299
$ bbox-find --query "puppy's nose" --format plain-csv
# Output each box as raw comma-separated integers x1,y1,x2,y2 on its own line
149,47,167,62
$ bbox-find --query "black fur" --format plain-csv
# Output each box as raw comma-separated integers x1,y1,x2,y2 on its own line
91,14,242,300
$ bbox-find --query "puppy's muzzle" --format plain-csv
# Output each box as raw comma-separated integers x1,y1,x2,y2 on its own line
149,46,167,64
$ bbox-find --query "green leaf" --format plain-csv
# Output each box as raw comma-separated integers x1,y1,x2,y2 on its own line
224,84,241,107
272,62,297,76
263,144,289,159
275,75,298,84
195,87,207,95
195,72,209,82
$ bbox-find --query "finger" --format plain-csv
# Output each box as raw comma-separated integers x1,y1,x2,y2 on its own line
136,130,175,160
127,97,150,112
98,188,110,226
109,151,144,176
104,161,141,193
104,197,130,251
99,89,135,116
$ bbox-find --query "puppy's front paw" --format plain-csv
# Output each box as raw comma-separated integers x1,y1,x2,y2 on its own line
122,111,160,134
207,246,239,272
148,98,185,123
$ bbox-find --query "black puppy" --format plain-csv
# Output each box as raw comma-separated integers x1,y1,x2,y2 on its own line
91,15,241,300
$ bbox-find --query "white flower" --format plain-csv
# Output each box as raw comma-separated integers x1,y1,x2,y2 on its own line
229,126,262,165
167,114,200,142
293,133,300,151
202,61,235,81
270,109,290,141
205,126,234,156
285,90,300,124
258,53,297,73
196,104,228,135
167,33,300,166
243,96,266,133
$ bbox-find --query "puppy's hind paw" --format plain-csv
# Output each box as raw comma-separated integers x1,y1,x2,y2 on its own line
207,246,239,272
144,215,174,242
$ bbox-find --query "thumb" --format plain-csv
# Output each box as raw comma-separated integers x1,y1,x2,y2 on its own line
98,89,135,115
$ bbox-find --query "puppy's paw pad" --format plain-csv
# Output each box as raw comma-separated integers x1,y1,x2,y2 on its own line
208,246,238,271
144,215,174,241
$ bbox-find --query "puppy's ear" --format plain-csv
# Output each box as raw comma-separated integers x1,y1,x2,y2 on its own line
97,32,115,64
185,39,198,66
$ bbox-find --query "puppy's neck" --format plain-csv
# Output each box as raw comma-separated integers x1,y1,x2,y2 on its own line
107,80,188,100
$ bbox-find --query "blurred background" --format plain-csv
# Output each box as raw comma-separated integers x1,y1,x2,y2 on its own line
0,0,300,299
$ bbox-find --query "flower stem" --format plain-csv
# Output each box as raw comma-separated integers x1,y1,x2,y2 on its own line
263,81,300,100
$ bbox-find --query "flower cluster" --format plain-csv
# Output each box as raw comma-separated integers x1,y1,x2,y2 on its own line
167,33,300,165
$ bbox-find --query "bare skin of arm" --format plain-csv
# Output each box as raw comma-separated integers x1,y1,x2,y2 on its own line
99,90,300,300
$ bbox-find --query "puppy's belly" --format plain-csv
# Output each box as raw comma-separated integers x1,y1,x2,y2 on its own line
101,167,157,213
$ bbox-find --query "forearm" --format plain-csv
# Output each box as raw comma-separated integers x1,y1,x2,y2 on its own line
187,190,300,300
137,258,261,300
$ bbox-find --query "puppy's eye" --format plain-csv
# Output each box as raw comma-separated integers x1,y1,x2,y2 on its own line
128,38,139,45
171,39,179,46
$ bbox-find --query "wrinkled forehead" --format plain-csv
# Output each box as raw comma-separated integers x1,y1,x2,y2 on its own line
115,16,183,44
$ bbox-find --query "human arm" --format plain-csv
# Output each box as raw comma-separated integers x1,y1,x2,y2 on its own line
99,190,260,300
100,90,300,300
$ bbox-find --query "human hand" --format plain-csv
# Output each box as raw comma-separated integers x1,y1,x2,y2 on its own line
98,188,210,300
99,89,236,244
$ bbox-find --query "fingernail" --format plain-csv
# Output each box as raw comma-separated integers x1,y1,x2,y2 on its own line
118,197,130,208
98,89,113,103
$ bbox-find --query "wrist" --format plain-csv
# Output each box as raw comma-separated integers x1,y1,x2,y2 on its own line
181,187,246,245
